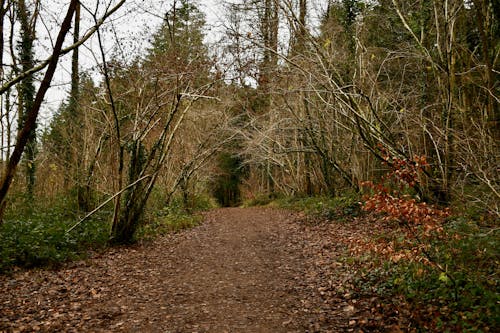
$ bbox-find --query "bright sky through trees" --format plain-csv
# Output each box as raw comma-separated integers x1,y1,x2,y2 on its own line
40,0,225,125
39,0,329,124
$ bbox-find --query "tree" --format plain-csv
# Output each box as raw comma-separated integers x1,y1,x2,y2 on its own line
150,0,207,61
16,0,37,200
0,0,126,220
108,0,216,243
0,0,12,164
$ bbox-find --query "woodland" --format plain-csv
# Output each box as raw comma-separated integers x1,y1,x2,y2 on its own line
0,0,498,331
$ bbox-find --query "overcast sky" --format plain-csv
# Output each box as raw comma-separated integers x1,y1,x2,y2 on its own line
38,0,225,125
38,0,326,125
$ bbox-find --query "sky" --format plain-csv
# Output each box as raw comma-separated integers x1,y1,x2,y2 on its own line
38,0,225,125
35,0,326,126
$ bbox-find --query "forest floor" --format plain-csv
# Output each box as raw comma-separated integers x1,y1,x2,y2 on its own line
0,207,409,332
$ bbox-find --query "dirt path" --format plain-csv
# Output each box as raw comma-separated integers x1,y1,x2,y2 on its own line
1,207,408,332
1,208,307,332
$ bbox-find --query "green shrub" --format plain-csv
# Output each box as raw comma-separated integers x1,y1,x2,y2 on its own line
190,193,219,211
0,205,109,272
243,192,283,207
138,193,215,239
0,190,215,272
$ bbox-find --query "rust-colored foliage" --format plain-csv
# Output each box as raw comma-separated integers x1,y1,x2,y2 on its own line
361,151,450,236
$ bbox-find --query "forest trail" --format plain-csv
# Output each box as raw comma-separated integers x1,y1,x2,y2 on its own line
1,208,405,332
1,208,306,332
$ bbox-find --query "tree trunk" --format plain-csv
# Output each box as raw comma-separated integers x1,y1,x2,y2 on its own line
16,0,37,200
0,0,78,221
111,141,147,244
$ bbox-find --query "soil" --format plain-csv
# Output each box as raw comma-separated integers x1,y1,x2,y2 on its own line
0,208,409,332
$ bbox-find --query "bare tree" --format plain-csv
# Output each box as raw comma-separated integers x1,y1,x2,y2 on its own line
0,0,127,220
0,0,78,219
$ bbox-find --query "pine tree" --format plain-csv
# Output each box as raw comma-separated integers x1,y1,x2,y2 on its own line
149,0,207,63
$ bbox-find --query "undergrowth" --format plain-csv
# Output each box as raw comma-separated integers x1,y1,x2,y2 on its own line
137,194,215,239
0,195,110,273
246,191,361,221
0,192,217,273
358,153,499,331
264,185,498,330
275,193,361,221
359,217,499,332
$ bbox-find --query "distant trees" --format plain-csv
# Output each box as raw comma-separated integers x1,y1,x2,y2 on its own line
0,0,497,231
222,0,498,214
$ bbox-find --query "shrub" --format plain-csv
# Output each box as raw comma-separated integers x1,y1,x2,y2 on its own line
138,203,203,239
361,152,498,331
0,201,109,272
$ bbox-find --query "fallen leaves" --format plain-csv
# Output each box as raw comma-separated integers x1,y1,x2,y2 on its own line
1,207,413,332
287,211,413,332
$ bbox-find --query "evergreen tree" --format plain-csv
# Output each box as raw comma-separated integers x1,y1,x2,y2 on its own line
149,0,207,63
